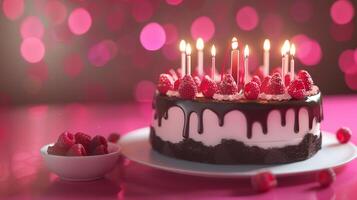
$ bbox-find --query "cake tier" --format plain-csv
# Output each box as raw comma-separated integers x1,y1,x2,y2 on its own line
151,92,323,164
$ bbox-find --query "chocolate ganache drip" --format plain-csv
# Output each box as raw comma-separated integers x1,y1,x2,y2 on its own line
153,93,323,139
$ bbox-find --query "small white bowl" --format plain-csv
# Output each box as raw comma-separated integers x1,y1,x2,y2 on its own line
40,143,121,181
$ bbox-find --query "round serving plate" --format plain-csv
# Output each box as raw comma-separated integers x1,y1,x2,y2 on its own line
119,127,357,178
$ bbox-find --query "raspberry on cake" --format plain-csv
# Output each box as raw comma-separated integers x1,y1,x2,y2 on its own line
151,38,323,164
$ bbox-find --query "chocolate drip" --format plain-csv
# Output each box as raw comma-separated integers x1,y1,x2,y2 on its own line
154,93,323,139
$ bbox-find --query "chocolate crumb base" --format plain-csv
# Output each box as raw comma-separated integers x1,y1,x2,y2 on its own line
150,127,322,164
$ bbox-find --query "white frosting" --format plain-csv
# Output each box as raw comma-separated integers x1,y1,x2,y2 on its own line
166,90,179,97
212,92,244,101
259,92,291,101
152,106,320,149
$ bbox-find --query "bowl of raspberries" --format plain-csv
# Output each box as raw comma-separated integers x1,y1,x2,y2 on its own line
40,132,121,181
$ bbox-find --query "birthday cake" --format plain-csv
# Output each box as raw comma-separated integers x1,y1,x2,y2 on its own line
150,39,323,164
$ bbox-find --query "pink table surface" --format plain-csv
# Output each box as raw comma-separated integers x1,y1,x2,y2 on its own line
0,95,356,200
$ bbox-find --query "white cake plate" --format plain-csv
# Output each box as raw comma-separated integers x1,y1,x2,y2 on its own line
119,127,357,178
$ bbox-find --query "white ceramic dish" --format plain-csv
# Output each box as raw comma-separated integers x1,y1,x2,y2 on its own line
40,143,121,181
120,127,357,178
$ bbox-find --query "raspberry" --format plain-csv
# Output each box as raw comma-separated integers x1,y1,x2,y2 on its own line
108,132,120,143
57,131,75,150
218,74,238,95
261,75,271,94
284,73,291,86
297,70,314,91
173,78,181,91
253,67,265,81
200,75,217,98
267,73,285,95
157,73,174,95
92,144,109,155
251,171,277,192
178,75,198,100
75,132,91,152
244,81,260,100
316,169,335,188
336,127,352,144
89,135,108,153
252,75,262,87
47,143,67,156
66,144,87,156
288,79,306,99
193,76,201,92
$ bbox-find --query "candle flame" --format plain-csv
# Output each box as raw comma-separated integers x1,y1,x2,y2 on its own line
179,40,186,52
244,45,249,57
196,38,204,50
283,40,290,54
290,43,296,56
231,37,238,49
211,45,216,56
263,39,270,51
186,43,192,55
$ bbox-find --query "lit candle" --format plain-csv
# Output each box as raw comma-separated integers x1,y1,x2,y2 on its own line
231,37,239,82
263,39,270,76
211,45,216,81
283,40,290,76
196,38,204,77
290,43,296,80
186,43,192,75
179,40,186,76
244,45,249,84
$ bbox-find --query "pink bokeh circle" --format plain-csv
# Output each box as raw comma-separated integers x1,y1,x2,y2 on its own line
290,0,313,23
166,0,183,6
339,49,357,75
236,6,259,31
21,16,45,39
63,53,84,78
330,0,355,25
45,0,67,25
2,0,24,20
87,41,113,67
191,16,215,41
345,73,357,90
140,22,166,51
134,80,156,102
68,8,92,35
21,38,45,63
132,0,153,22
292,34,322,66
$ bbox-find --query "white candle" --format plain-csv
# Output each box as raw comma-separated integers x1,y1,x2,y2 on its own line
290,43,296,80
244,45,249,84
231,37,239,82
211,45,216,81
283,40,290,76
179,40,186,76
196,38,204,77
281,46,285,78
186,43,192,75
263,39,270,76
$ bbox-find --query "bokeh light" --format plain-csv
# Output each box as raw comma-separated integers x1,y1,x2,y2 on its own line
166,0,183,6
20,16,45,39
290,0,313,23
329,22,354,42
330,0,355,25
140,22,166,51
132,0,153,22
236,6,259,31
292,34,322,66
339,49,357,75
68,8,92,35
2,0,24,20
134,80,156,102
345,73,357,90
21,38,45,63
163,24,178,45
191,16,215,41
27,62,49,82
88,41,114,67
44,0,67,25
261,13,283,38
63,53,84,77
